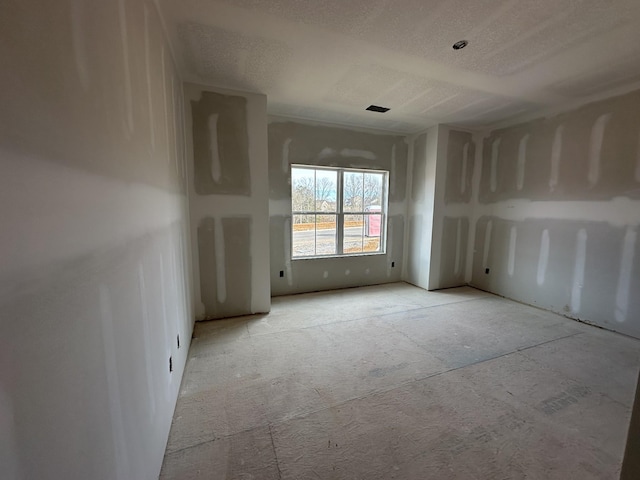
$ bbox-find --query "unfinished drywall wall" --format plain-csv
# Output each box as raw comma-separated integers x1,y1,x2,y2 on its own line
0,1,192,479
185,83,270,319
404,125,474,291
404,128,438,290
269,120,407,296
469,90,640,338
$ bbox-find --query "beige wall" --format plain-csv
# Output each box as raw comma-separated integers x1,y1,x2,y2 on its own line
0,1,192,478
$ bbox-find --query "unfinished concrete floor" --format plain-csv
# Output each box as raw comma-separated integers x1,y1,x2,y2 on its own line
161,283,640,479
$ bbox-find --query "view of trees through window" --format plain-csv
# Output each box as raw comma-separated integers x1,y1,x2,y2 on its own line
291,166,388,258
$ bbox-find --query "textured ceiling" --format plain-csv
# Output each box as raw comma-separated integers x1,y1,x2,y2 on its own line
159,0,640,133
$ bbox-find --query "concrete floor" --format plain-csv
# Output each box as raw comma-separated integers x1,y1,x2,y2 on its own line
161,283,640,479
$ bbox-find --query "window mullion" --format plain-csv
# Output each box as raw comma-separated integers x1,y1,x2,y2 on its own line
337,169,344,255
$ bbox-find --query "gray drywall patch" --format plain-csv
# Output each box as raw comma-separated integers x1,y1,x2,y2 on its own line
444,130,475,204
197,217,252,318
191,92,250,196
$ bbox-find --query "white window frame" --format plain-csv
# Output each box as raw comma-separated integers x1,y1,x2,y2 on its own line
291,164,389,260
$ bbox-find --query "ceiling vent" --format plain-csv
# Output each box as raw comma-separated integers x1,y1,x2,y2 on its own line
452,40,469,50
366,105,390,113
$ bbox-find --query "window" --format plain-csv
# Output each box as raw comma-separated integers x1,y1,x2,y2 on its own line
291,165,389,259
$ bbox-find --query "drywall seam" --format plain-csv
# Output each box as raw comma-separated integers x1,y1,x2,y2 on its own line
490,137,500,193
150,0,182,74
516,134,529,191
208,114,221,182
615,227,637,323
401,136,415,281
171,74,181,176
282,138,292,174
428,125,448,289
482,219,493,269
570,228,588,314
587,113,612,187
635,128,640,182
549,124,563,191
536,229,550,286
144,4,156,151
161,46,170,163
454,218,462,275
445,197,640,228
507,226,517,276
284,217,292,286
461,142,469,195
390,143,397,197
117,0,134,136
213,217,226,303
70,0,90,91
464,131,488,283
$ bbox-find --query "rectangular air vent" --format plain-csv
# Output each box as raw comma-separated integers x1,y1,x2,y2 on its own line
366,105,390,113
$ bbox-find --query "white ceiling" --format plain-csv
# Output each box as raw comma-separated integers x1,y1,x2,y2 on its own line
159,0,640,133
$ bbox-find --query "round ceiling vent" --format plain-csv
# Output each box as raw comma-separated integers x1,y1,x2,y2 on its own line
452,40,469,50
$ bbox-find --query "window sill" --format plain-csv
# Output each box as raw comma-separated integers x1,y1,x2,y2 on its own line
292,251,387,261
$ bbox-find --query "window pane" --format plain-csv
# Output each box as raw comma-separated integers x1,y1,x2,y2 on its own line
343,214,364,253
316,214,336,255
315,170,337,212
364,213,382,253
292,167,315,212
292,214,315,257
343,171,363,212
364,173,384,211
